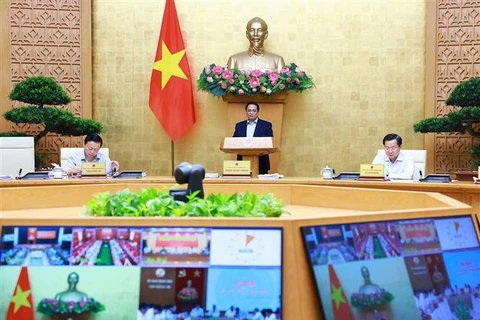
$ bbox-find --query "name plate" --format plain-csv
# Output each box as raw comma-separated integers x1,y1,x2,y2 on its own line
223,160,251,175
360,164,384,177
223,137,273,149
81,162,106,176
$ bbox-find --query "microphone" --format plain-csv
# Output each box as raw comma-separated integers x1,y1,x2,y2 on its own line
16,168,23,180
419,170,423,180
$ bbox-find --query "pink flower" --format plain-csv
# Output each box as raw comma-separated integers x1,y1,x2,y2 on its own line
286,77,292,83
222,70,233,80
249,77,260,88
279,84,285,90
271,81,277,86
221,83,227,89
295,78,300,84
228,79,234,85
229,87,236,92
206,76,213,83
260,87,266,93
252,70,262,77
212,65,223,74
280,67,289,73
238,89,244,95
298,71,305,77
268,73,279,82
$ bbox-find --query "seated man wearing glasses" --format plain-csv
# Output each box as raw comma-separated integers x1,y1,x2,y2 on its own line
64,133,119,177
372,133,414,180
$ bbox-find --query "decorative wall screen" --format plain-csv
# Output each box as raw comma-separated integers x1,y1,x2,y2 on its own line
434,1,480,172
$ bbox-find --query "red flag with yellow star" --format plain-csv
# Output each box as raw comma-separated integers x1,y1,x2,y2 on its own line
328,264,355,320
6,267,34,320
149,0,195,141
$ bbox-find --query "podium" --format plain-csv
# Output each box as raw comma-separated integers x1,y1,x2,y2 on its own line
220,137,278,177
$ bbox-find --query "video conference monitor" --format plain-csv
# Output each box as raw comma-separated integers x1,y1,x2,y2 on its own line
0,226,282,319
301,215,480,320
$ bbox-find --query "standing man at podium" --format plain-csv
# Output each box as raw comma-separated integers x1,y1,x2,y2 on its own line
233,102,273,174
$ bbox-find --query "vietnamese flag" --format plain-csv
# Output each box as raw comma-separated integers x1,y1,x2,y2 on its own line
6,267,34,320
149,0,195,141
328,264,355,320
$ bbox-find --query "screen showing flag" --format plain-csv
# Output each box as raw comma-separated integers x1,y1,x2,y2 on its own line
301,215,480,320
0,226,282,319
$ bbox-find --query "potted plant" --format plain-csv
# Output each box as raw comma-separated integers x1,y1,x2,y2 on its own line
413,77,480,178
84,188,288,218
1,75,103,168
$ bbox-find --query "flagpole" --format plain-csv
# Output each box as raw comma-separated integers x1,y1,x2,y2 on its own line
171,140,175,176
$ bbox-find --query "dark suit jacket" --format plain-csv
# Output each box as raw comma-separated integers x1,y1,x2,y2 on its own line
233,118,273,174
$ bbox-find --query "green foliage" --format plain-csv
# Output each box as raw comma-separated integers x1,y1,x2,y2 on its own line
2,76,103,168
446,77,480,107
9,75,72,107
84,188,288,218
4,107,103,137
470,144,480,168
453,296,473,320
413,117,465,134
0,132,29,137
413,77,480,169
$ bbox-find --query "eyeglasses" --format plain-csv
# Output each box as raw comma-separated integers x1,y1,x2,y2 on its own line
384,146,398,152
246,109,258,113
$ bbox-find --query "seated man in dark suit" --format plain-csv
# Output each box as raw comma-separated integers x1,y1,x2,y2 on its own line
233,102,273,174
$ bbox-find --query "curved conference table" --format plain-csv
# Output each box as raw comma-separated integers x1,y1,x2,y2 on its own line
0,177,479,320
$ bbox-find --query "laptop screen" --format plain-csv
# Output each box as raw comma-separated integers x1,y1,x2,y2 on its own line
300,215,480,320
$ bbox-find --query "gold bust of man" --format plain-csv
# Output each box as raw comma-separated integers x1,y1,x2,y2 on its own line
359,266,382,295
227,17,286,72
55,272,88,303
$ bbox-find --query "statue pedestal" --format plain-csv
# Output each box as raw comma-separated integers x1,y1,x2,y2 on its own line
51,313,90,320
362,309,389,320
223,92,288,173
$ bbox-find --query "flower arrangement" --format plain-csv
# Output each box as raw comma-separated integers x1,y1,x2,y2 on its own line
350,289,394,311
177,287,199,301
197,63,315,97
36,298,105,317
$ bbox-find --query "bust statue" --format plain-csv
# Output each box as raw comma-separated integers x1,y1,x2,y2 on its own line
55,272,88,302
227,17,286,72
359,266,382,295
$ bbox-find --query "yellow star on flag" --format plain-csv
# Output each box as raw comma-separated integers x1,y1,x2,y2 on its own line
331,284,346,310
11,285,31,313
194,269,201,277
153,41,187,90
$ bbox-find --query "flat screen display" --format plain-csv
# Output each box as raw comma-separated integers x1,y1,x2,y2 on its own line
301,215,480,320
0,226,282,320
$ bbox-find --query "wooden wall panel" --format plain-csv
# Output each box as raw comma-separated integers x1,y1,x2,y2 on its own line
431,0,480,172
2,0,92,165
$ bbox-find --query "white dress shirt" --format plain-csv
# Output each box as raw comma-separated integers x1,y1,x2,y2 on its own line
63,149,113,174
372,150,414,180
